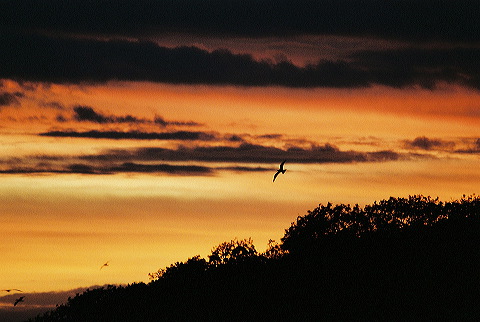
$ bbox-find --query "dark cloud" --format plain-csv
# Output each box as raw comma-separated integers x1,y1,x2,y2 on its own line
73,105,148,124
1,0,478,42
1,33,479,89
219,166,273,172
1,141,409,175
70,106,200,127
68,164,97,174
0,167,69,174
404,136,455,150
40,101,65,110
0,91,22,106
227,135,246,142
82,143,401,164
108,162,212,175
40,130,217,141
257,134,284,140
0,34,366,87
74,106,113,123
351,47,480,89
455,138,480,154
154,116,201,127
0,287,94,307
66,162,213,175
0,159,266,176
152,116,168,127
56,114,68,122
0,286,106,321
0,157,213,175
0,162,272,176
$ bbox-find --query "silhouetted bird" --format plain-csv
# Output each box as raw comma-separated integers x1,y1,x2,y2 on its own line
273,160,287,182
1,289,22,293
13,296,25,306
100,261,110,270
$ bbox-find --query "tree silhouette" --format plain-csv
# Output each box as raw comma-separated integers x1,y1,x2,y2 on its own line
208,237,258,266
29,195,480,321
148,255,208,281
263,239,286,259
280,195,480,254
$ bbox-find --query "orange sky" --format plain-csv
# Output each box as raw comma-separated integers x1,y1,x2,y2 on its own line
0,4,480,319
1,80,480,294
1,3,480,316
3,80,480,136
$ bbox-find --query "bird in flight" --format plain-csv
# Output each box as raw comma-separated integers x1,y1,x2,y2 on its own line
100,261,110,270
1,289,22,293
13,296,25,306
273,160,287,182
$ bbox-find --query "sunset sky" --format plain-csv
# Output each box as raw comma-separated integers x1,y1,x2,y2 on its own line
1,0,480,316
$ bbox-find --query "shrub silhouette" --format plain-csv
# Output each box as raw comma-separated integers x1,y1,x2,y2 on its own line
208,237,258,266
30,195,480,321
281,195,480,254
148,255,208,281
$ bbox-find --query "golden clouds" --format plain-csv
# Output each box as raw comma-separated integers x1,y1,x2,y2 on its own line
1,80,480,296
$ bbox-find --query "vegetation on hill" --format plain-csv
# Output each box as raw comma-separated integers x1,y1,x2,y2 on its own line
30,195,480,321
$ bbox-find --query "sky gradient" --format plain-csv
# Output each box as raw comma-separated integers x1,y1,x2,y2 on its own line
1,0,480,317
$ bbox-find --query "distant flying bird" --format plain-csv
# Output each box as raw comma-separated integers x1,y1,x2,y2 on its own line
273,160,287,182
100,261,110,270
1,289,22,293
13,296,25,306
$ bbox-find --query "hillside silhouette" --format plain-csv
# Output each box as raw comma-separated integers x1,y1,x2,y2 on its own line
29,195,480,321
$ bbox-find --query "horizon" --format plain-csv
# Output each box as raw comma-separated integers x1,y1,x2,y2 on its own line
1,1,480,319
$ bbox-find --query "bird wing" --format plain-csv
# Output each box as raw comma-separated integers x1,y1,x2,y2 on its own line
273,170,280,182
14,297,24,306
279,160,286,171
